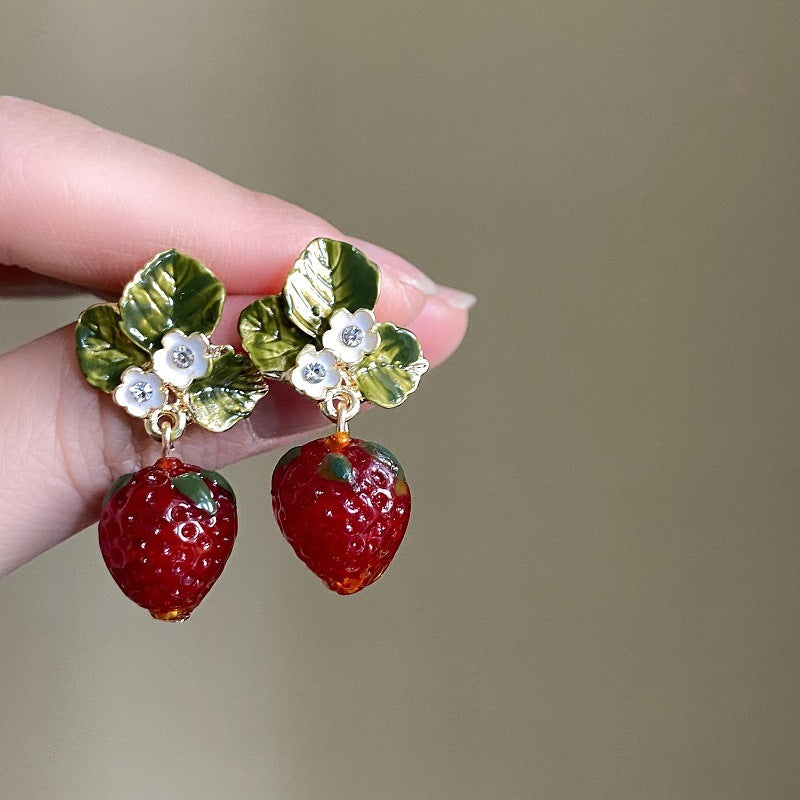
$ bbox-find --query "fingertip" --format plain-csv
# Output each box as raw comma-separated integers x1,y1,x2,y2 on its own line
374,271,430,328
435,285,477,311
344,236,438,294
341,236,441,328
407,292,470,367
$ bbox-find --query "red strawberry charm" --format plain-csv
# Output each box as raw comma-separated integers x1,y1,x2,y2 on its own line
99,457,237,621
272,433,411,594
75,250,267,620
238,239,433,597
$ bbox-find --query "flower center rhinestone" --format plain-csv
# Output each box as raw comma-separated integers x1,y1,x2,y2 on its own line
340,325,364,347
171,345,195,369
302,362,327,384
130,381,153,404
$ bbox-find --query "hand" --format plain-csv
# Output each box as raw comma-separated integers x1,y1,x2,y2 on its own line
0,97,472,577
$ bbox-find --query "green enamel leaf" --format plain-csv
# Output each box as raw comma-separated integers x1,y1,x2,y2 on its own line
283,238,380,337
102,472,134,506
184,351,267,432
200,470,235,498
318,453,354,484
119,250,225,352
354,322,424,408
172,472,218,514
238,295,313,374
75,304,149,392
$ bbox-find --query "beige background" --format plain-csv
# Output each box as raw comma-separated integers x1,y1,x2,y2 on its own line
1,2,799,798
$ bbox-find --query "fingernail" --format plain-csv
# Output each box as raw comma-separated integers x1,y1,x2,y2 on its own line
437,285,477,310
395,270,438,296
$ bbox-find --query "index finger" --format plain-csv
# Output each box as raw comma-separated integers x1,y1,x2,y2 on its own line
0,97,460,328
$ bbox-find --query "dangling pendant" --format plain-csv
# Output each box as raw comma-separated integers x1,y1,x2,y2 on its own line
239,239,429,594
75,250,266,620
272,388,412,594
98,453,238,621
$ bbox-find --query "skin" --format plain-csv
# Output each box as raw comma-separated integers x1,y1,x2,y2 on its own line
0,97,472,577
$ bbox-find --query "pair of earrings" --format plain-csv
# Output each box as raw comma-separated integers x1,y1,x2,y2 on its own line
75,239,428,621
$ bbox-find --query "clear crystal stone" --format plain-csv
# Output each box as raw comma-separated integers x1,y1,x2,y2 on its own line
130,380,153,404
171,345,195,369
302,362,327,384
340,325,364,347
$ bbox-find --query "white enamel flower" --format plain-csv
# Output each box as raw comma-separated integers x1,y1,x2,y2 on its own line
321,308,380,364
290,345,343,400
152,330,211,389
113,367,166,418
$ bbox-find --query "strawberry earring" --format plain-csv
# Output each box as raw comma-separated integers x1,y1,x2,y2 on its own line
75,251,266,620
239,238,429,594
